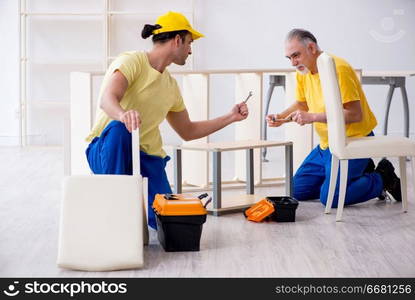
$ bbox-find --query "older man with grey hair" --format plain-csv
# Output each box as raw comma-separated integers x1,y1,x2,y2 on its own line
267,28,402,208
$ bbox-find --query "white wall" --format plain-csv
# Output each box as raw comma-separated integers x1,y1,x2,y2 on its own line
1,0,414,146
192,0,415,142
0,0,20,146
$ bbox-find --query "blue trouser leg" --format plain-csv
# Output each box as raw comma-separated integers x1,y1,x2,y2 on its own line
86,120,171,229
319,148,383,207
139,151,172,229
86,120,133,174
293,144,383,208
293,146,326,200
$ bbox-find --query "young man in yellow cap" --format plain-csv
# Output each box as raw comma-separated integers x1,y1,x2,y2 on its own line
267,28,401,208
85,12,249,229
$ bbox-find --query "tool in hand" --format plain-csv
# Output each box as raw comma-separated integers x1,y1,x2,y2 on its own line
271,115,293,122
243,91,253,103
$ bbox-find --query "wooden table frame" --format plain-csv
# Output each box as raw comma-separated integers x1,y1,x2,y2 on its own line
172,140,293,216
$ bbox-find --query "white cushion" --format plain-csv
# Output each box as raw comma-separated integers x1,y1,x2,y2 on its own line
57,175,144,271
334,136,415,159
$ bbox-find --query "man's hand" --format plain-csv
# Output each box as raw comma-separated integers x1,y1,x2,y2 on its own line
230,102,249,122
289,110,315,126
118,110,141,132
266,113,288,127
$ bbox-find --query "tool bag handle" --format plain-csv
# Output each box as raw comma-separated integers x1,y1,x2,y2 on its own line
132,129,140,176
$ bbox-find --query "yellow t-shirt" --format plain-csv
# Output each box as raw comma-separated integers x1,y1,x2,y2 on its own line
295,54,377,149
86,51,186,157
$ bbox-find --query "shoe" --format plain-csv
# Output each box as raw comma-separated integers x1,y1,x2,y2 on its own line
375,158,402,202
364,159,384,200
377,190,388,201
364,158,375,173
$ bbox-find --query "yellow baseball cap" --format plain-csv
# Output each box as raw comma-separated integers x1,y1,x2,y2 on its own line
153,11,204,40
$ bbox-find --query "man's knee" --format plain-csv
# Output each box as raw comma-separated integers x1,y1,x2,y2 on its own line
292,174,321,200
293,182,320,201
101,121,132,149
293,189,320,201
108,121,130,138
293,190,311,201
101,121,132,159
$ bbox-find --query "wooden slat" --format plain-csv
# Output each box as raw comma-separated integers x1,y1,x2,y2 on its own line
362,71,415,77
178,140,292,152
171,68,295,75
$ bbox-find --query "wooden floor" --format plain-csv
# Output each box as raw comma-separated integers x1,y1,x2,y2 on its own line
1,146,414,277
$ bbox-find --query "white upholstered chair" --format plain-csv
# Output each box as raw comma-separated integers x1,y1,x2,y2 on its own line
57,130,146,271
317,52,415,221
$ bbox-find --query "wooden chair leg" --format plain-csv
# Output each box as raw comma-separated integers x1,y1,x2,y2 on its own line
325,155,339,214
336,160,349,222
412,157,415,205
399,157,408,212
142,177,149,245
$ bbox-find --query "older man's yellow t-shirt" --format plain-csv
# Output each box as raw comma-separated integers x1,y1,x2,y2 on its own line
295,54,377,149
86,51,186,157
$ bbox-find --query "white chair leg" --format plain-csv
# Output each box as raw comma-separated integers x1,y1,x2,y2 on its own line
412,157,415,205
399,157,408,212
325,155,339,214
142,177,149,245
336,160,349,222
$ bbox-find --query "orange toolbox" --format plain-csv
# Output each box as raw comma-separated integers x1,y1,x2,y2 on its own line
152,193,210,252
244,197,299,222
243,199,275,222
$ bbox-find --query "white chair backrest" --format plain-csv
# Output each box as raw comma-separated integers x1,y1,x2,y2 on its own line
317,52,347,157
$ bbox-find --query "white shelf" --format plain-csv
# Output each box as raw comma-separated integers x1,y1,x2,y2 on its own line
22,58,104,65
21,12,104,16
19,0,195,146
26,100,70,108
21,11,193,16
107,11,192,16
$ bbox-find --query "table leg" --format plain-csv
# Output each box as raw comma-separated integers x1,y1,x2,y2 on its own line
173,148,182,194
400,85,410,138
285,144,293,196
246,148,254,194
383,84,395,136
262,81,276,161
263,75,286,161
213,151,222,216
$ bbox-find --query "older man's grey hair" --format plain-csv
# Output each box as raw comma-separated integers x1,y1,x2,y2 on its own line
286,29,321,50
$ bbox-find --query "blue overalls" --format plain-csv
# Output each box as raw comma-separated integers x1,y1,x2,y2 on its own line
86,120,172,229
293,133,383,207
